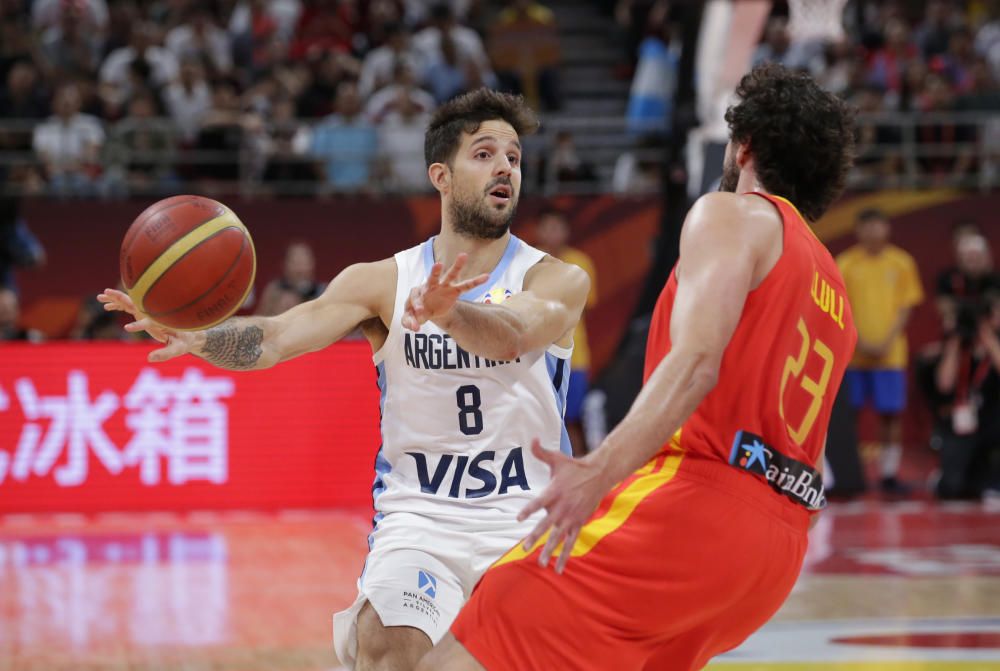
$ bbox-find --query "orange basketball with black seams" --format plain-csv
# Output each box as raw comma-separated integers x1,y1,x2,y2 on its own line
119,195,257,331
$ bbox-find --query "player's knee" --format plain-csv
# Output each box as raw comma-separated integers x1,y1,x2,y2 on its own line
356,602,431,668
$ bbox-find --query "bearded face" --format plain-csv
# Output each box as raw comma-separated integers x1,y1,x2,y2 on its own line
448,173,518,240
719,142,741,193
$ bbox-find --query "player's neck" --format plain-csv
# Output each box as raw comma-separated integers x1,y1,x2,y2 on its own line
736,168,765,196
433,229,512,278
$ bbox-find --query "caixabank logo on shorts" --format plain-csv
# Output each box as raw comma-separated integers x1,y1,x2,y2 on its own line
401,570,440,625
729,430,826,511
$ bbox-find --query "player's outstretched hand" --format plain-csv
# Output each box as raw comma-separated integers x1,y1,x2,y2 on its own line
402,253,489,331
97,288,196,363
517,440,609,574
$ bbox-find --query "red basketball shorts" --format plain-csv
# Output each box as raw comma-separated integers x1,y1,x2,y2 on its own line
451,448,811,671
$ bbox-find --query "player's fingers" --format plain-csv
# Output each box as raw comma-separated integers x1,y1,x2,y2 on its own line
530,439,562,468
456,273,489,292
148,335,183,362
555,526,581,575
427,262,444,287
124,317,152,333
538,520,568,569
517,486,552,522
522,511,554,551
441,253,467,285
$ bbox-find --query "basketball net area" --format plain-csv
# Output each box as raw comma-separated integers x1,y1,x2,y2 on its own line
686,0,847,197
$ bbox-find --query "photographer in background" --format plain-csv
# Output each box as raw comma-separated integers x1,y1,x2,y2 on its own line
917,283,1000,500
936,224,1000,325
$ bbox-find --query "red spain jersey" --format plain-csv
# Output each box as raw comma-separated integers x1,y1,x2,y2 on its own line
645,192,857,470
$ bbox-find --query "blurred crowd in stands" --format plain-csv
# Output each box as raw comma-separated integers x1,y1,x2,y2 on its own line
0,0,562,197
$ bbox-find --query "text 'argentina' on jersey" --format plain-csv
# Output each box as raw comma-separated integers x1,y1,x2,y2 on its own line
407,446,529,499
404,332,521,370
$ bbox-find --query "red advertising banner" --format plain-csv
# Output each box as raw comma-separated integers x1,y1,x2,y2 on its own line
0,342,382,512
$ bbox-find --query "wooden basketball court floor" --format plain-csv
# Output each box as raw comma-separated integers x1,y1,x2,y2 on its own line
2,499,998,671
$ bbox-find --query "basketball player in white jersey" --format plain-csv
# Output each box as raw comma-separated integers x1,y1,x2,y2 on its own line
98,88,590,671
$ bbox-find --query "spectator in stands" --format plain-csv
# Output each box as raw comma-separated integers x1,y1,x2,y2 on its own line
358,22,423,99
413,3,492,85
229,0,281,75
255,240,325,316
364,61,436,123
31,0,107,32
71,295,126,340
100,22,180,106
534,207,597,456
32,83,105,197
261,97,318,196
297,51,359,118
38,0,103,83
867,18,919,93
103,93,177,197
0,62,49,152
0,286,42,341
310,81,377,192
837,208,925,496
229,0,303,44
376,90,431,192
937,226,1000,324
915,0,965,59
916,70,965,180
753,17,796,68
193,81,247,184
938,27,978,93
488,0,561,111
852,84,904,187
0,173,45,293
166,7,234,80
542,130,597,188
625,3,676,137
289,0,358,61
163,57,213,142
422,29,493,104
916,288,1000,500
612,134,662,195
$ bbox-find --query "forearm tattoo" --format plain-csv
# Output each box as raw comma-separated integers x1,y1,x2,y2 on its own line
200,323,264,370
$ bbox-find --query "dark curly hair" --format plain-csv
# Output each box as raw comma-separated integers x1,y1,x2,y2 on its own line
424,88,539,168
724,63,855,221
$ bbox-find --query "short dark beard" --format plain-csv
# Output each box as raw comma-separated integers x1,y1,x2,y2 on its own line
449,189,517,240
719,152,740,193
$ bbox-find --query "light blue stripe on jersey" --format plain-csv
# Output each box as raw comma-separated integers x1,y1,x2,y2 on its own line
368,361,389,553
546,352,573,457
421,235,522,303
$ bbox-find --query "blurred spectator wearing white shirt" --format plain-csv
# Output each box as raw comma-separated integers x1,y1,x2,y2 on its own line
166,7,233,78
376,92,431,193
359,22,425,99
364,62,436,123
100,23,180,104
163,58,213,143
413,3,492,81
32,84,104,197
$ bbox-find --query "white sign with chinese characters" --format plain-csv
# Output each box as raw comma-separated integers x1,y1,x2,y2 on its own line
0,369,234,488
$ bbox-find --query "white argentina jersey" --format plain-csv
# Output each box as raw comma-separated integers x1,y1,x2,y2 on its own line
371,234,572,529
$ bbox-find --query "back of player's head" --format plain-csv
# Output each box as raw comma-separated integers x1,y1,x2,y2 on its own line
424,88,538,168
724,63,855,222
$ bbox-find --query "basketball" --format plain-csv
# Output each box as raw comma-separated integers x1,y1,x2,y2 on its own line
119,195,256,331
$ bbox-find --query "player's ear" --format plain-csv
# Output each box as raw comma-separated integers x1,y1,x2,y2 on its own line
735,143,752,168
428,162,450,193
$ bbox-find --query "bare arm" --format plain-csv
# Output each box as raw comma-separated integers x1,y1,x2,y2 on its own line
436,260,590,360
516,193,780,573
589,194,765,485
99,259,393,369
403,253,590,360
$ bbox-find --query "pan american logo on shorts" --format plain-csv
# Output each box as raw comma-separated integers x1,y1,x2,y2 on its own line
418,570,437,598
401,569,440,625
729,430,826,511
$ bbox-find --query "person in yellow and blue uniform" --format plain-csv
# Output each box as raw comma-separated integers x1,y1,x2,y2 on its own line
837,208,924,495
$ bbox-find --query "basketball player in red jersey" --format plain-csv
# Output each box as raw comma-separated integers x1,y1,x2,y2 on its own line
419,63,858,671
